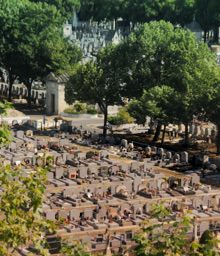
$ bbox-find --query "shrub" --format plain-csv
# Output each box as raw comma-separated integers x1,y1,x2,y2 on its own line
64,102,97,115
86,105,98,114
108,107,134,125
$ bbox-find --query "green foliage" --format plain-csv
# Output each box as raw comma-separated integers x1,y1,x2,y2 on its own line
118,21,219,145
66,45,124,135
61,241,91,256
31,0,80,20
0,124,12,146
134,203,219,256
0,0,82,102
0,165,52,255
79,0,195,25
64,102,97,115
108,107,134,125
0,101,13,116
0,101,13,146
195,0,220,41
128,86,179,126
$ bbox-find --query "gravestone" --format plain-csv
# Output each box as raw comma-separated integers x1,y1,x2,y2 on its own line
157,148,164,157
78,166,88,178
121,139,128,148
145,146,151,155
194,125,201,136
25,130,33,137
100,150,109,159
181,151,189,163
166,151,172,159
16,130,24,138
205,128,211,137
173,153,180,163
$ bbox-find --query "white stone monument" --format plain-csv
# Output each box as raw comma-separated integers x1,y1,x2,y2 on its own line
45,73,70,115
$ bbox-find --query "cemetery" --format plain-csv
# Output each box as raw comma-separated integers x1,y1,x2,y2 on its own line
1,0,220,254
1,122,220,255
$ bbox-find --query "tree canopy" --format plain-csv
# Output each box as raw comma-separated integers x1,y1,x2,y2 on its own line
0,165,51,255
31,0,80,20
79,0,196,25
117,21,220,145
65,45,123,136
0,0,82,103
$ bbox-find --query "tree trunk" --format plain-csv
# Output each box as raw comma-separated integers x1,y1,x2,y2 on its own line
216,122,220,155
103,108,108,137
98,102,108,137
204,30,207,43
161,125,166,146
184,122,189,147
214,26,219,43
27,84,32,106
8,77,13,102
152,122,162,142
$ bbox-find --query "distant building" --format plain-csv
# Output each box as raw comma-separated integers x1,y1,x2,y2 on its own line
185,19,203,41
63,12,128,61
45,73,70,115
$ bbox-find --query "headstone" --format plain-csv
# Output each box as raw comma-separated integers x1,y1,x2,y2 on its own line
16,130,24,138
180,151,189,163
205,128,211,137
128,142,134,150
157,148,164,157
25,130,33,137
181,151,189,163
151,146,157,154
78,166,88,178
121,139,128,148
166,151,172,159
173,153,180,163
194,125,201,136
145,146,151,155
100,150,109,159
200,127,205,136
55,167,64,179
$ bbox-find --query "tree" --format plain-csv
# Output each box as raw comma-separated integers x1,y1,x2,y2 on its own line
128,86,179,144
122,0,195,25
118,21,219,146
17,1,82,105
0,165,52,255
0,101,13,146
79,0,124,22
61,241,91,256
0,0,26,101
195,0,220,42
79,0,195,26
0,0,82,103
65,45,123,136
134,203,219,256
206,80,220,155
31,0,80,20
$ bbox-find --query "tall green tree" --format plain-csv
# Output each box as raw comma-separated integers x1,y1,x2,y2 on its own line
79,0,195,25
31,0,80,20
0,0,26,101
0,165,51,255
206,79,220,155
128,86,179,144
17,1,81,105
118,21,219,145
65,45,123,136
0,0,81,103
195,0,220,42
